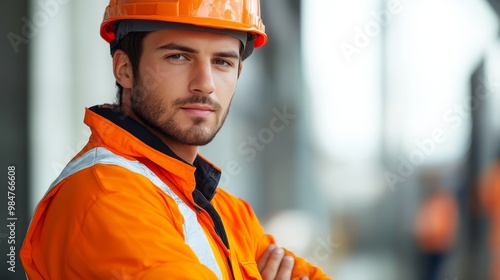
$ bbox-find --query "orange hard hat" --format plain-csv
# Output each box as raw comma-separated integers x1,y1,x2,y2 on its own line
100,0,267,49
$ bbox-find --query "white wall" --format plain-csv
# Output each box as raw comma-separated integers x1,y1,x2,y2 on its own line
29,0,113,213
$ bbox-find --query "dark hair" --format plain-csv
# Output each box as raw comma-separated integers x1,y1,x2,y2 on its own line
113,32,150,105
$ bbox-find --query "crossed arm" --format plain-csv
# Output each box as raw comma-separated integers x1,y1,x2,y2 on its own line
258,244,310,280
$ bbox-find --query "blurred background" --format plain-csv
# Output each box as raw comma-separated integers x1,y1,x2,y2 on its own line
2,0,500,279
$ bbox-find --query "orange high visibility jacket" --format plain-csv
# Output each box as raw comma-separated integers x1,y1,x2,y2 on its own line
479,161,500,251
21,105,331,280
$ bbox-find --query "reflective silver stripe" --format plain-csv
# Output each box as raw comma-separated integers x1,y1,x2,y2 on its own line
48,147,223,279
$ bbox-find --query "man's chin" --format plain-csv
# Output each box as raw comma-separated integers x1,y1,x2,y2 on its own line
182,134,217,146
162,128,218,146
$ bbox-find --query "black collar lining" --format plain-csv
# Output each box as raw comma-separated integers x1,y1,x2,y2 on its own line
90,105,220,201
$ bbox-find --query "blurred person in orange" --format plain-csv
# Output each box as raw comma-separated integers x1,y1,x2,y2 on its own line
479,156,500,280
414,170,459,280
19,1,332,279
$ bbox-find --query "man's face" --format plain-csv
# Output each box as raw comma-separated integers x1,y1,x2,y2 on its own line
131,29,241,146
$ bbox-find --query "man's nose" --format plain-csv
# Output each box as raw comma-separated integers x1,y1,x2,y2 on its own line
188,60,215,94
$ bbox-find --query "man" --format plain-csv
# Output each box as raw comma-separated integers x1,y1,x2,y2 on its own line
413,170,458,280
20,1,332,279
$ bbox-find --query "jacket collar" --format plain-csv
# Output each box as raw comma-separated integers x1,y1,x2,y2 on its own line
87,105,221,202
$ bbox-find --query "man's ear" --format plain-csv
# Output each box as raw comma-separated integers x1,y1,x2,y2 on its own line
113,50,133,89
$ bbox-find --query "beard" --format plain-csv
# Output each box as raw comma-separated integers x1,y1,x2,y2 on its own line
131,82,230,146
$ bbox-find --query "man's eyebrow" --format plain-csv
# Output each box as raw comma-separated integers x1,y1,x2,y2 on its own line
157,43,240,59
157,43,197,53
215,51,240,60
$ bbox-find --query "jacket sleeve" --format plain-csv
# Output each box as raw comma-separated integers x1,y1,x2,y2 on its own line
284,249,333,280
234,198,334,280
62,166,219,280
68,193,216,279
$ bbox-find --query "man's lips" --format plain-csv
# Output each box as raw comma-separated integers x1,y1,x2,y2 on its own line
181,104,215,117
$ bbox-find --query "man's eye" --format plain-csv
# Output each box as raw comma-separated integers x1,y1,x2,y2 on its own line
214,59,232,66
167,54,187,60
